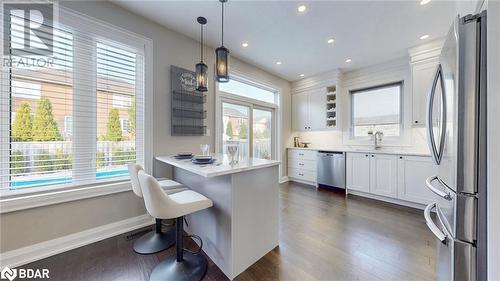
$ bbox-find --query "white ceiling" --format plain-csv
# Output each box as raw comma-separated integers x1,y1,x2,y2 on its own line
112,0,456,82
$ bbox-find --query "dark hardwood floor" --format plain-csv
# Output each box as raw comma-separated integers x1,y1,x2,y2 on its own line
24,182,436,281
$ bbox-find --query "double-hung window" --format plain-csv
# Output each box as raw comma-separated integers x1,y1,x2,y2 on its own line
1,7,147,197
350,82,403,138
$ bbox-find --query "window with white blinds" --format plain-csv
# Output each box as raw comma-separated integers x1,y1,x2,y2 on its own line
1,8,146,196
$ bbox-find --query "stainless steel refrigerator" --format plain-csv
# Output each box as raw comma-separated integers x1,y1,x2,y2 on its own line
423,11,487,281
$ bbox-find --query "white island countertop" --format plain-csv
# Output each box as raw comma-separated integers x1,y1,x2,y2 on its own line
156,154,280,178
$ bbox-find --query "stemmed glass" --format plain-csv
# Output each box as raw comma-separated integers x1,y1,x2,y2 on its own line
227,145,238,165
200,144,210,156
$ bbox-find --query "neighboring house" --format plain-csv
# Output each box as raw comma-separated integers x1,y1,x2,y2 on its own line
11,68,135,141
223,107,245,140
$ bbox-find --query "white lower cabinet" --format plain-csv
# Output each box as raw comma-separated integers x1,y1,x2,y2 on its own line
346,153,370,192
369,154,398,197
397,155,439,205
288,149,317,184
346,152,438,207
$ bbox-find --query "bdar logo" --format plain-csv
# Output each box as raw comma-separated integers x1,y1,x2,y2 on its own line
0,267,17,281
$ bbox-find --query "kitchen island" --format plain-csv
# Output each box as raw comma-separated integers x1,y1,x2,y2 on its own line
156,154,280,280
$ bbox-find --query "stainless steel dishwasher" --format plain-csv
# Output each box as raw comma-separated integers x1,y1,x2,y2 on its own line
317,151,345,189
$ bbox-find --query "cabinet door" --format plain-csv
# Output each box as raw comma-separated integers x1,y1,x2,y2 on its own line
411,59,439,126
346,153,370,192
308,90,326,130
397,155,442,205
369,154,398,198
292,92,309,131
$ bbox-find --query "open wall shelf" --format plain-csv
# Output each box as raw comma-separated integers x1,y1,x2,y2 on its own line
326,85,337,128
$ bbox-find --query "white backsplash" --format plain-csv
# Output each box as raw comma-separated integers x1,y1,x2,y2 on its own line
292,127,429,153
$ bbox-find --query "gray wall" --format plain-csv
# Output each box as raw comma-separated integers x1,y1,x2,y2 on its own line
0,1,291,253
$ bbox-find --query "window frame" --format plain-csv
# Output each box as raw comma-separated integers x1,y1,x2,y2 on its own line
0,7,153,212
348,81,405,142
215,73,281,167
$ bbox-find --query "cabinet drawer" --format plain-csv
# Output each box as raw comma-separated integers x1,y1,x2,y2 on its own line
288,158,317,171
288,168,316,182
288,149,317,161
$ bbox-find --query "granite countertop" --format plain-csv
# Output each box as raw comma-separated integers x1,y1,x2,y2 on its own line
287,147,431,157
156,154,281,178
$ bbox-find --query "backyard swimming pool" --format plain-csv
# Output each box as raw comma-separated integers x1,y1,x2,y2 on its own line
10,169,129,188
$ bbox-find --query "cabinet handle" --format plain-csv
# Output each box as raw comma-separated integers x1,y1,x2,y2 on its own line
365,154,369,157
415,120,419,124
299,163,304,166
371,155,374,157
299,153,304,156
399,156,403,159
299,173,304,176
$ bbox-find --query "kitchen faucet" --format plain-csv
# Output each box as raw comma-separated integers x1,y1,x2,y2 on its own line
374,131,383,149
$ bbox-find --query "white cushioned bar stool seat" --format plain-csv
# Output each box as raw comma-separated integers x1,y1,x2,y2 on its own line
138,170,213,281
127,163,187,255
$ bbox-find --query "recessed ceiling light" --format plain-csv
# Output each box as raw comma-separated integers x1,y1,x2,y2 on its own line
420,34,429,40
327,38,334,44
297,5,307,13
345,58,352,63
276,61,282,65
300,74,305,77
241,42,249,47
420,0,431,5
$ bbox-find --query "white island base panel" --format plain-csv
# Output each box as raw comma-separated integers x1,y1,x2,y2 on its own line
173,165,280,280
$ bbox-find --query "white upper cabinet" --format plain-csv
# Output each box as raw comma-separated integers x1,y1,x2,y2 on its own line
411,59,439,126
408,39,444,126
369,154,398,198
308,90,327,130
291,89,326,131
292,92,309,131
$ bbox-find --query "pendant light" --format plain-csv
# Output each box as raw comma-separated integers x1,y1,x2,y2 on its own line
196,17,208,92
215,0,230,82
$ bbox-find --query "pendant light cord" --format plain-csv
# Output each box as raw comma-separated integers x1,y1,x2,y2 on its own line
221,1,224,46
200,24,204,62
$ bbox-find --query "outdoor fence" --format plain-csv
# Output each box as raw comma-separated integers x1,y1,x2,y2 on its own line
222,139,271,160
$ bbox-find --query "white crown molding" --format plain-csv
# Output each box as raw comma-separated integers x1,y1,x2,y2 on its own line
408,38,445,64
292,69,342,93
342,57,409,88
0,214,153,268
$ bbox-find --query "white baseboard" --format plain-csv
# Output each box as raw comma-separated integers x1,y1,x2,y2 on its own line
0,214,154,268
279,176,289,184
288,177,317,187
347,190,426,210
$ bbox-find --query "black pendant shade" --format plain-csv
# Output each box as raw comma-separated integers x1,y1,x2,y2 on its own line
216,0,230,82
195,62,208,92
216,46,229,82
196,17,208,92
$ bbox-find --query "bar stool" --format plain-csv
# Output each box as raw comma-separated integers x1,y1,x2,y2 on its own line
138,170,213,281
128,163,187,254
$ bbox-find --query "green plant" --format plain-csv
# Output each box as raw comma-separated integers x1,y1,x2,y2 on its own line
12,102,33,141
54,149,71,170
113,148,135,165
33,97,61,141
96,151,105,168
225,120,234,140
127,98,136,136
10,150,26,175
35,150,53,172
239,120,248,139
103,109,123,141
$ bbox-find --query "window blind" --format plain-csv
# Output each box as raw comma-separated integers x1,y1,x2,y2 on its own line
1,8,145,195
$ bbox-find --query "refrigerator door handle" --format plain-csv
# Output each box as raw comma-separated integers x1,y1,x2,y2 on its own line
426,64,447,165
424,203,447,243
425,175,453,200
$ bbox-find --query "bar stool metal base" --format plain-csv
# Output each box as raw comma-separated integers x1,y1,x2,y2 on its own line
149,251,208,281
133,219,175,255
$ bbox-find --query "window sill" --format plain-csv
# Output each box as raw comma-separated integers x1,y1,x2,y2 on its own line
0,181,132,214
